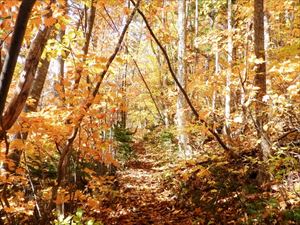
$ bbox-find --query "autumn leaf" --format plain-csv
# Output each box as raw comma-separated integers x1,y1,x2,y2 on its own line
44,17,57,27
10,139,25,149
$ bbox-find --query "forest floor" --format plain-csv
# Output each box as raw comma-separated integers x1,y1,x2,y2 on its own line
98,141,194,225
94,135,300,225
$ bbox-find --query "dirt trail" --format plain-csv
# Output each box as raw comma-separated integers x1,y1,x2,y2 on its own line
100,142,193,225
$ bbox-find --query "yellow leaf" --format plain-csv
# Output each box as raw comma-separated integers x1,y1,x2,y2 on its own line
254,57,265,64
196,169,211,178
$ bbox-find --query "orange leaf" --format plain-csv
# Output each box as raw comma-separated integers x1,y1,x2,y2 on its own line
44,17,57,27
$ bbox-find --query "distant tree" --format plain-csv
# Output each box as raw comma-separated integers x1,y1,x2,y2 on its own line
224,0,233,137
176,0,191,157
253,0,271,160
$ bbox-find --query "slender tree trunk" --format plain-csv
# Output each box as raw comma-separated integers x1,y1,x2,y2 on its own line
119,0,130,128
52,30,66,98
240,47,248,125
25,59,50,112
120,61,128,128
0,0,36,119
52,0,68,99
212,41,220,120
210,5,218,123
6,58,50,172
176,0,191,157
73,0,96,90
1,23,53,134
254,0,271,161
264,12,270,61
195,0,198,36
57,34,66,98
224,0,233,137
150,41,169,127
264,11,271,91
194,0,199,79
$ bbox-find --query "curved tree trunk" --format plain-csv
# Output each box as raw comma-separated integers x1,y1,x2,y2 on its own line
1,24,53,133
0,0,36,119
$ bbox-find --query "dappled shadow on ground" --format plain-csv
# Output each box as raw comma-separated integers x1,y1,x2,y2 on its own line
97,142,193,225
95,139,300,225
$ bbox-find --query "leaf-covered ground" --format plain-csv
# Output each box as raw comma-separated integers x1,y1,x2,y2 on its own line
98,142,194,225
94,138,300,225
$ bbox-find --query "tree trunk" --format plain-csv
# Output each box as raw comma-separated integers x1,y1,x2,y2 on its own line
176,0,191,157
1,24,53,134
212,41,220,120
0,0,36,118
195,0,198,36
73,0,96,90
224,0,233,137
264,12,270,61
25,58,50,112
150,41,170,127
254,0,271,161
5,58,50,173
194,0,199,77
52,30,66,98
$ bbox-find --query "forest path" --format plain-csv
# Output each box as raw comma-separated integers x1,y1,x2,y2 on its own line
100,142,193,225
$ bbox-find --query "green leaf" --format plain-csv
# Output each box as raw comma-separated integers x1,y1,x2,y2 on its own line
86,220,94,225
76,208,84,218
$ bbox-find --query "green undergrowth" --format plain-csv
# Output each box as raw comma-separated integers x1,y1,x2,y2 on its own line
54,208,104,225
114,124,136,162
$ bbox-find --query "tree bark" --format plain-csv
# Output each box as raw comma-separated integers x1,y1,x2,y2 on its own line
176,0,191,157
224,0,233,137
212,41,220,120
254,0,271,160
1,25,53,134
53,30,66,98
25,58,50,112
195,0,198,36
5,57,50,173
0,0,36,118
